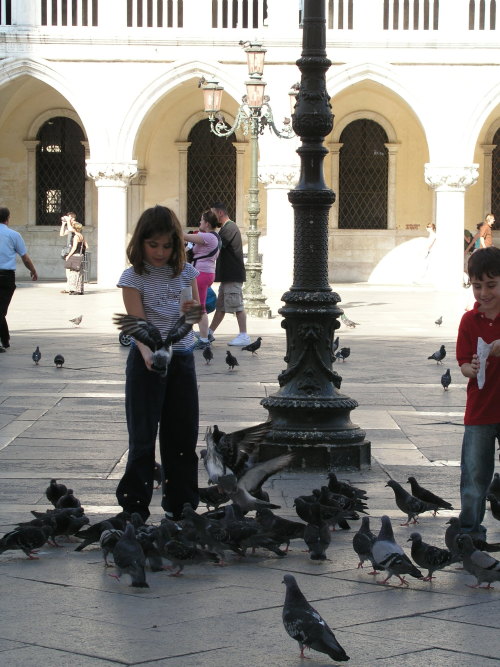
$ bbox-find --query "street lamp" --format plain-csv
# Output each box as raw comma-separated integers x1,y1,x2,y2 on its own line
200,41,297,318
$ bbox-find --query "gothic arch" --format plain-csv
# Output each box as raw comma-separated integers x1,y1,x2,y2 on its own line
27,108,87,140
332,110,397,143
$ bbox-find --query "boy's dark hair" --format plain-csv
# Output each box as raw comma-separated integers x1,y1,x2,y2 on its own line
127,205,185,276
467,246,500,280
210,202,227,214
0,207,10,223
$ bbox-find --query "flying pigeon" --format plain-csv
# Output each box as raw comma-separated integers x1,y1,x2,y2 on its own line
282,574,350,662
340,312,359,328
0,525,52,559
53,354,65,368
110,523,149,587
456,534,500,589
352,516,377,572
427,344,446,364
372,515,422,586
202,345,213,364
32,346,41,365
407,476,453,513
440,368,451,390
69,314,83,326
241,336,262,354
407,532,458,581
386,479,439,525
113,305,201,376
488,472,500,501
335,347,350,362
487,494,500,522
225,349,239,370
435,315,443,326
45,479,68,507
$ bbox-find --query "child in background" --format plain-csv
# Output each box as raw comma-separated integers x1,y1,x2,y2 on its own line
456,247,500,537
116,205,200,521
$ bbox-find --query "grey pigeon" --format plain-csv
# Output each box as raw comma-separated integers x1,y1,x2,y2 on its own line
407,476,453,512
225,349,239,370
304,521,331,561
74,512,130,552
488,472,500,501
282,574,350,662
0,525,52,559
45,479,68,507
198,485,230,510
55,488,81,509
486,494,500,522
457,534,500,589
340,312,358,328
99,522,124,567
241,336,262,354
110,523,149,587
335,346,350,362
255,508,305,552
162,537,220,576
386,479,439,525
407,532,458,581
327,471,368,501
445,517,500,555
427,344,446,364
294,496,351,529
113,304,202,376
69,314,82,325
435,315,443,326
440,368,451,390
202,345,213,364
352,516,377,572
54,354,65,368
32,346,41,365
372,515,422,586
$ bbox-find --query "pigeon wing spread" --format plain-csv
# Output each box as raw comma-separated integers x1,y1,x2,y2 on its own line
113,314,163,351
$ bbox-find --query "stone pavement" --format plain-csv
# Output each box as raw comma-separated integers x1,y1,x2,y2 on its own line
0,280,499,666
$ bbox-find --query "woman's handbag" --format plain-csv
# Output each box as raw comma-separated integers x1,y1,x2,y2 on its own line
64,254,83,271
205,286,217,314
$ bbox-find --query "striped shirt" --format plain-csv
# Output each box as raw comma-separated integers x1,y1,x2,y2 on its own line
117,262,199,351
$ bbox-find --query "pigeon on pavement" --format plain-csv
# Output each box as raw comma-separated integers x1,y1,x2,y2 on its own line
335,347,350,362
55,488,81,509
456,534,500,589
69,314,83,326
162,537,220,576
225,349,239,370
45,479,68,507
202,345,213,364
327,472,368,501
255,508,305,552
407,532,458,581
445,517,500,555
282,574,350,662
0,525,52,559
113,305,202,377
54,354,65,368
372,515,422,586
32,346,41,365
407,476,454,513
110,523,149,587
352,516,377,572
340,312,359,328
488,472,500,501
304,520,331,561
74,512,130,552
99,522,124,567
386,479,439,525
241,336,262,354
441,368,451,390
435,315,443,326
427,344,446,364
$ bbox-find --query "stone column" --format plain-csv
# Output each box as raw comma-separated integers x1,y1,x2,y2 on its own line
86,161,137,287
481,144,496,215
259,164,299,290
424,164,479,289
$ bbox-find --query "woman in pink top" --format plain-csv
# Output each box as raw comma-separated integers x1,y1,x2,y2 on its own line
183,210,220,347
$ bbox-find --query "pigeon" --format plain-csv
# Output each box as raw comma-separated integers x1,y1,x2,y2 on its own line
435,315,443,326
241,336,262,354
441,368,451,390
407,476,453,513
488,472,500,501
0,525,52,559
162,537,220,576
282,574,350,662
327,472,368,501
407,532,458,581
32,346,41,365
74,512,130,552
255,508,305,552
335,347,350,362
386,479,439,525
352,516,377,572
427,344,446,364
54,354,65,368
198,485,230,510
332,336,340,353
372,515,423,586
304,520,331,561
110,523,149,587
113,304,202,376
340,312,359,328
456,534,500,589
45,479,68,507
55,488,81,509
202,345,213,364
69,314,83,326
486,494,500,522
294,496,351,528
445,517,500,555
99,522,124,567
225,349,239,370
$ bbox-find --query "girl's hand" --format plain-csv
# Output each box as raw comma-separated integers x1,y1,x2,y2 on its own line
489,340,500,357
136,341,154,370
180,298,199,314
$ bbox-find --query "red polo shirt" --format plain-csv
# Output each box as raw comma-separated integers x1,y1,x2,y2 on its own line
456,303,500,425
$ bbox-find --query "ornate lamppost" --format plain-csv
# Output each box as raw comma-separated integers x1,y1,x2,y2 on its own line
260,0,370,468
200,42,296,318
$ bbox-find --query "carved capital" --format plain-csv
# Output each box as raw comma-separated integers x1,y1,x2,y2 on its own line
259,164,300,187
424,164,479,192
86,161,138,186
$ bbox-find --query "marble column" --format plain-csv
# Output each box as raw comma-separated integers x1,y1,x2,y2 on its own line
424,164,479,289
259,164,299,290
86,161,137,287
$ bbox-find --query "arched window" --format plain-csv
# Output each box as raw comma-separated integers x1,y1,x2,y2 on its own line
491,127,500,221
187,119,236,226
36,117,85,226
339,119,388,229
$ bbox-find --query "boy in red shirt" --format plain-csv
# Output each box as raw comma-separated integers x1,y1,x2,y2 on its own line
456,247,500,537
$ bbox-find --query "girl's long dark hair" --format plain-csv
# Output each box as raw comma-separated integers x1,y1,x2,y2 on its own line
127,205,186,276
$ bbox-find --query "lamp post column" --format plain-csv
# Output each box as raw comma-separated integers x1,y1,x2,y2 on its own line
244,113,271,318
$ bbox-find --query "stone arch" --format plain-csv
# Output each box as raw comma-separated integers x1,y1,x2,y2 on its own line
27,108,87,140
332,110,397,144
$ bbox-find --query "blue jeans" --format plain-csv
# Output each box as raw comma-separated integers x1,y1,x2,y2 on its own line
116,347,199,520
459,423,500,534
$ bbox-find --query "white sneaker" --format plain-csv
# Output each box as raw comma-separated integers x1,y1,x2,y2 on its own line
228,333,251,346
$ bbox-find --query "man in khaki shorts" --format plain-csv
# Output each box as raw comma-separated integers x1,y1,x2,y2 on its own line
207,202,250,346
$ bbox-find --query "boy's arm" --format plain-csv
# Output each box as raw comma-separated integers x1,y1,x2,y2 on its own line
460,355,479,379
